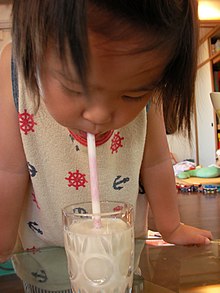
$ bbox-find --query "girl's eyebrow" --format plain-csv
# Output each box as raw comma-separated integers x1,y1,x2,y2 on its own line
124,79,161,92
125,83,158,92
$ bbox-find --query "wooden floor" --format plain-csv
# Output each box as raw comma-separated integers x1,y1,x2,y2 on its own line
148,191,220,238
1,191,220,293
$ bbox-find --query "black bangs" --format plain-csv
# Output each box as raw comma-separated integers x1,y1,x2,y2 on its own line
12,0,89,95
56,0,89,87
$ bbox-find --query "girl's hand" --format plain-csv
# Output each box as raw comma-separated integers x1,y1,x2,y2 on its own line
162,223,213,245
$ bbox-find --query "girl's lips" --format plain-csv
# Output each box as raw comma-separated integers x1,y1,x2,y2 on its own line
79,130,106,139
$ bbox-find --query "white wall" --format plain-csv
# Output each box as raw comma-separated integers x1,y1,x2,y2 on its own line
167,124,197,164
168,39,217,166
195,41,216,166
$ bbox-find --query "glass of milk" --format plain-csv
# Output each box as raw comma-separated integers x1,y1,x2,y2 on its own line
62,201,134,293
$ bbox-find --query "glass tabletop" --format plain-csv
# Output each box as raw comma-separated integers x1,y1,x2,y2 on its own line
10,240,220,293
140,240,220,293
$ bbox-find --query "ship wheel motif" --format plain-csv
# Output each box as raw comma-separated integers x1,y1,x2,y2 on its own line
19,109,37,135
110,132,124,154
65,169,88,190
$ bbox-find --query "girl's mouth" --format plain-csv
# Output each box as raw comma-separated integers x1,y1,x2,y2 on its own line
79,130,105,139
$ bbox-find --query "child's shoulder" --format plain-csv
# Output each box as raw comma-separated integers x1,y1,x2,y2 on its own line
0,42,15,117
0,43,12,86
0,42,12,63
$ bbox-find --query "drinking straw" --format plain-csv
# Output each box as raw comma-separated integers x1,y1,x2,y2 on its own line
87,133,101,228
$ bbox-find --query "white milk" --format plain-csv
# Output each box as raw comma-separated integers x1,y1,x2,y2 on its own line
64,218,134,293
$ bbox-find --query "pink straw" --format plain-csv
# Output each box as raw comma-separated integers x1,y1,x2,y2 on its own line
87,133,101,228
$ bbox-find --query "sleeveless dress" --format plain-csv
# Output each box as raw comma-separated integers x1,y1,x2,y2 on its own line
11,60,149,292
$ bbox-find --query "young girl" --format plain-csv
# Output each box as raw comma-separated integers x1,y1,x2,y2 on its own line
0,0,212,289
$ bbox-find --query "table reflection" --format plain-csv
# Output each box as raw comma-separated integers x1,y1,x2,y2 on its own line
10,240,220,293
140,241,220,293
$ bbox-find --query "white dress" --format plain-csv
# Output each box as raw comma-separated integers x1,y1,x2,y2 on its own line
12,66,149,291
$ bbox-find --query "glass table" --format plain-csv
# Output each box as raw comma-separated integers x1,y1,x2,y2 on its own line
10,245,173,293
3,192,220,292
9,239,220,293
140,240,220,293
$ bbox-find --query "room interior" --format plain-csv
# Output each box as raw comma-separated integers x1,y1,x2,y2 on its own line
1,0,220,167
168,0,220,167
1,1,220,293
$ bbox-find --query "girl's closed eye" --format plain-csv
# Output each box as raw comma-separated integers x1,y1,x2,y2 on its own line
122,95,146,102
122,91,152,102
60,83,83,96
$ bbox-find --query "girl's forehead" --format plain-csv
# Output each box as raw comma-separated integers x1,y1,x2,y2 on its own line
44,34,169,95
43,26,173,91
87,31,172,76
88,24,169,55
47,28,169,63
47,31,170,73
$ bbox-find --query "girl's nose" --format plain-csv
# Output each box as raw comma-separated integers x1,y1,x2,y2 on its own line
82,104,112,125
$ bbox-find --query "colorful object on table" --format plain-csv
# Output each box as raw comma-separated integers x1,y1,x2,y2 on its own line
176,183,201,193
203,185,218,194
0,259,15,276
177,165,220,179
173,160,196,176
176,182,220,194
146,230,174,246
216,149,220,166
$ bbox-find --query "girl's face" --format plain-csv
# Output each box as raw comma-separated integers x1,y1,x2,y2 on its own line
39,31,169,137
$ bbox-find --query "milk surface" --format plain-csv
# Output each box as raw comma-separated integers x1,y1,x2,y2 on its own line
64,218,134,293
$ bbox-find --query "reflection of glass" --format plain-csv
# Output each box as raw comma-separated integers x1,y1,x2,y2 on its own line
62,201,134,293
11,247,71,292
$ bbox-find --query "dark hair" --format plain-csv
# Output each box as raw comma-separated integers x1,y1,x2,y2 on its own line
12,0,198,136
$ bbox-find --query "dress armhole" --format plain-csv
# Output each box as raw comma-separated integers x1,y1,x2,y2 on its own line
146,100,151,112
11,57,19,112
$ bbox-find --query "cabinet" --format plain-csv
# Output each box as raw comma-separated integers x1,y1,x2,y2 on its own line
210,30,220,67
210,29,220,151
209,28,220,96
209,27,220,149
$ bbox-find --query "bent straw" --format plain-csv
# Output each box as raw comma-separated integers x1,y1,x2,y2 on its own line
87,133,101,228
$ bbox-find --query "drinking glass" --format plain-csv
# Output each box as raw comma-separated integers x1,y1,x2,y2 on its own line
62,201,134,293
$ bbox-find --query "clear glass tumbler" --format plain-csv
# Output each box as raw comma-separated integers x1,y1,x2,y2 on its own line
62,201,134,293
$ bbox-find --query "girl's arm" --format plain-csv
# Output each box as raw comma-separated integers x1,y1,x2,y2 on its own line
0,44,29,262
141,101,212,244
